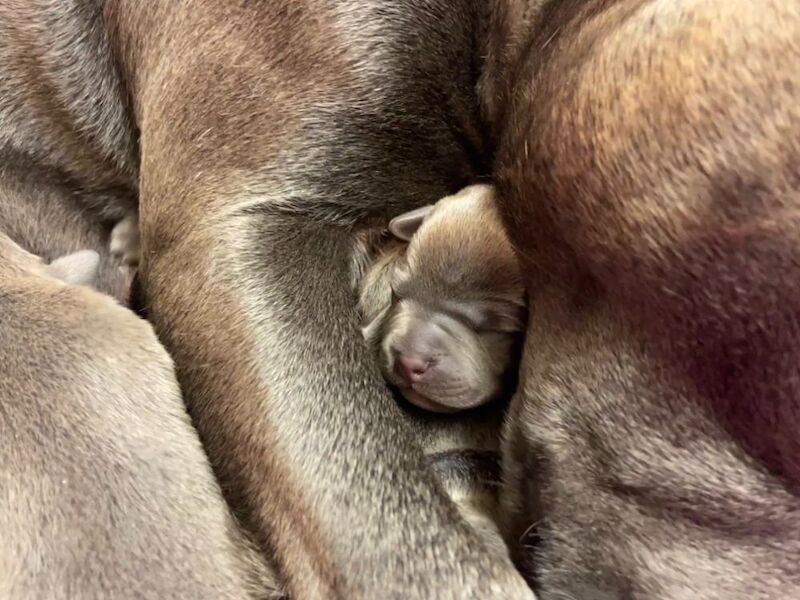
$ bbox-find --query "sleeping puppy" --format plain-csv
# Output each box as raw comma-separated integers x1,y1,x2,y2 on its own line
357,183,525,560
42,248,102,288
39,216,138,299
0,159,135,305
359,184,526,413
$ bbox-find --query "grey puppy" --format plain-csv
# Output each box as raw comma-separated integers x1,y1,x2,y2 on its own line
360,184,526,413
35,218,137,293
0,157,135,304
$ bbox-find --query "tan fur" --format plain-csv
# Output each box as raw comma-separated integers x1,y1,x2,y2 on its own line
487,0,800,597
356,185,527,559
359,184,525,412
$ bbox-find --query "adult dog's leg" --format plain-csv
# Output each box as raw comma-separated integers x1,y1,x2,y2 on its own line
111,2,534,598
0,235,282,599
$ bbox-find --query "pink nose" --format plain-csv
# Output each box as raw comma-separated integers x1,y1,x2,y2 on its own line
395,354,430,383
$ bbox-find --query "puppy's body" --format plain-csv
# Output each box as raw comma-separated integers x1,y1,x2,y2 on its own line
357,183,525,558
487,0,800,597
409,405,512,563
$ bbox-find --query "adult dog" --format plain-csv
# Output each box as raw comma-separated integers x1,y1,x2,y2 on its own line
1,0,799,599
0,1,529,598
487,1,800,598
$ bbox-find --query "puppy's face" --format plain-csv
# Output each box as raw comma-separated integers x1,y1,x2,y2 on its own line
360,185,526,413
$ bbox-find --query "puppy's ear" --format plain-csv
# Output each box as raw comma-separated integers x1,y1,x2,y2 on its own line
46,250,100,288
389,205,433,241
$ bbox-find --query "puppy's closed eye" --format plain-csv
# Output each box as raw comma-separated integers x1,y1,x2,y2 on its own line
476,306,526,334
444,300,527,334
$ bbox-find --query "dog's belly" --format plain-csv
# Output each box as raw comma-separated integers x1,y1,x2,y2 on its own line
492,0,800,596
503,289,800,599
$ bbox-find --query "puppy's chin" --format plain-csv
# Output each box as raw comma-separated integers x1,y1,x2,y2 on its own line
398,384,499,413
400,387,462,414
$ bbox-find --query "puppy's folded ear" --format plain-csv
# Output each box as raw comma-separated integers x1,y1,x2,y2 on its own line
389,205,433,241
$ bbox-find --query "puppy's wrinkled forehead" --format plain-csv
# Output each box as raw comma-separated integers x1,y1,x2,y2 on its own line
394,186,523,306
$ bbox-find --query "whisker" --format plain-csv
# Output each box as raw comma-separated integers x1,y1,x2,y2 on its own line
519,519,542,545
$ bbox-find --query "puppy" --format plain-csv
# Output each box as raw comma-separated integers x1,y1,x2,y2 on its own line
42,248,101,287
32,213,136,292
360,184,526,413
0,158,135,304
357,183,525,562
22,227,136,305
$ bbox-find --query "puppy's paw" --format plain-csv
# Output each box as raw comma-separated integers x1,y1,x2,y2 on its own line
46,249,101,288
110,213,140,267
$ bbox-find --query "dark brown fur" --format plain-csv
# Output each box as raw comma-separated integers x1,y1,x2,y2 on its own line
487,0,800,597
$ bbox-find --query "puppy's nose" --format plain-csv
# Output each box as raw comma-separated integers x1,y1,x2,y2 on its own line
395,354,430,383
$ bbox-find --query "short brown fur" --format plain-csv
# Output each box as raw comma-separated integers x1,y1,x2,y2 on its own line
488,0,800,597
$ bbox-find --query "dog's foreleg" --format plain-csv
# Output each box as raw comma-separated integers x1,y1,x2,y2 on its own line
136,196,535,598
